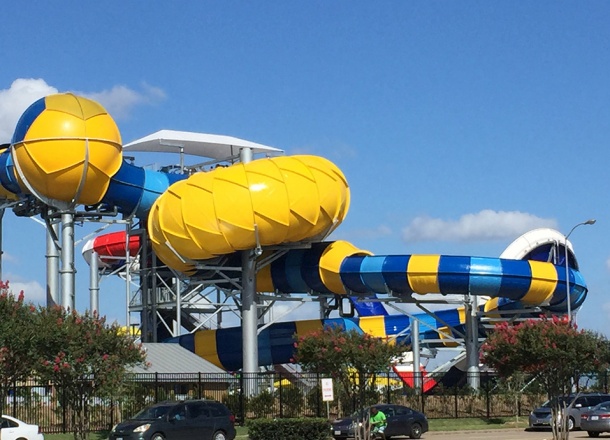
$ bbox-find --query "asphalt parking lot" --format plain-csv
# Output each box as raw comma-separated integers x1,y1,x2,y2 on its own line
425,428,609,439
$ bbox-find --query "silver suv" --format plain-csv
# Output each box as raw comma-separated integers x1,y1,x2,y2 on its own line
528,393,610,431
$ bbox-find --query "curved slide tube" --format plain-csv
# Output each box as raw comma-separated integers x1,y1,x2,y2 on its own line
84,233,586,371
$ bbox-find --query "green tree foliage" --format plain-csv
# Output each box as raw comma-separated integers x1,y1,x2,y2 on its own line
34,306,146,440
0,281,146,440
481,316,610,439
293,325,407,411
0,281,38,409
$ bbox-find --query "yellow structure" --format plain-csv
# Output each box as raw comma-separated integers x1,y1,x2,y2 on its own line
148,155,350,271
11,93,122,206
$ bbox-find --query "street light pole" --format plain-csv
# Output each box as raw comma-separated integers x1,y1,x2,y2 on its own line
564,219,596,324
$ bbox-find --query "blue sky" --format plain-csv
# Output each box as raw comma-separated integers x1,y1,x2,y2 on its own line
1,2,610,336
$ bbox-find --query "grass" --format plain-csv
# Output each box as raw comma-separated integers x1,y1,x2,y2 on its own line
42,418,528,439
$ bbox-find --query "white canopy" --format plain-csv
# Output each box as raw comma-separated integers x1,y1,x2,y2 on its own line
123,129,283,159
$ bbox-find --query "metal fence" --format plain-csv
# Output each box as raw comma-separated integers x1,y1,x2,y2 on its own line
2,371,608,433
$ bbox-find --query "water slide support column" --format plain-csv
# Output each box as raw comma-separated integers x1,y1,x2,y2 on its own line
125,223,132,331
465,294,480,390
60,212,75,310
240,147,259,381
140,230,150,342
412,319,422,394
0,208,4,281
174,277,182,336
89,251,99,314
46,216,60,307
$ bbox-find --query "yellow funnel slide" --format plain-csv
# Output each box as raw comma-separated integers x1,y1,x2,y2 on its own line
149,155,350,271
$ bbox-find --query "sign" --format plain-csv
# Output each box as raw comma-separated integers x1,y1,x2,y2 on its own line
321,378,334,401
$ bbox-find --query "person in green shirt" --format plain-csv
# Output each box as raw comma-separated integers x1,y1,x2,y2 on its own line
369,406,387,439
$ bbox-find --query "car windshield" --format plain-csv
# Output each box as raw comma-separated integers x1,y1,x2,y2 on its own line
542,397,571,408
350,406,385,419
349,409,366,419
133,404,173,420
595,403,610,412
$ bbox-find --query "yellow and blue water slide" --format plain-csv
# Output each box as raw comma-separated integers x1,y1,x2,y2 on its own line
167,239,586,370
0,93,589,371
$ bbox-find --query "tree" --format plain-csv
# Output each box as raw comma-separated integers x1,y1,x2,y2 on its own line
480,315,610,440
0,281,39,410
293,325,408,412
34,306,146,440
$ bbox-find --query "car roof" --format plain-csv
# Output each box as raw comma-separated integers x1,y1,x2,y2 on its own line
149,399,222,407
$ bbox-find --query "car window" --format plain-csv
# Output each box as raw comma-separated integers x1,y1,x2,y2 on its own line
394,406,412,416
574,397,588,407
383,407,395,417
0,418,17,428
134,404,173,420
170,403,187,421
596,403,610,411
188,402,210,419
209,404,228,417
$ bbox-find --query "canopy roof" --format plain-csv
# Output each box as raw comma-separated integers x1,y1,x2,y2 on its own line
123,129,283,159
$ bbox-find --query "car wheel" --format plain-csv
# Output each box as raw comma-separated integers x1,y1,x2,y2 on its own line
588,432,600,438
409,423,422,439
151,434,165,440
212,431,227,440
568,416,575,431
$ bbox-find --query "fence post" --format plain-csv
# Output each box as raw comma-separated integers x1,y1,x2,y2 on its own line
198,372,202,399
62,380,67,433
110,398,114,431
317,372,321,418
486,386,490,418
239,373,245,425
154,372,159,403
386,372,391,403
11,381,16,416
279,372,284,418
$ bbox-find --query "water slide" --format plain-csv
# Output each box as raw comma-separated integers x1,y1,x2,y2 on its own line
0,94,589,375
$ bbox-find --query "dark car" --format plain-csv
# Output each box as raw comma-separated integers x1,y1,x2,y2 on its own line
109,399,236,440
331,403,428,439
581,401,610,437
528,393,610,431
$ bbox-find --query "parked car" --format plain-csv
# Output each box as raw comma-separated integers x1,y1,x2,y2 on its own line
528,393,610,431
109,399,236,440
581,401,610,437
0,414,44,440
331,403,428,439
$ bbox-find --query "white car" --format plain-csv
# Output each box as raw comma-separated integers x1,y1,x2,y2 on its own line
0,415,44,440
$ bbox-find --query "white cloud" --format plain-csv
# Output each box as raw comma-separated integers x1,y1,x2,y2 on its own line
6,279,45,304
0,78,58,143
0,79,167,143
402,209,557,243
0,251,18,264
82,82,166,120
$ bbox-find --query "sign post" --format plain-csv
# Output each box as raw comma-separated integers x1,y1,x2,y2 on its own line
322,378,334,417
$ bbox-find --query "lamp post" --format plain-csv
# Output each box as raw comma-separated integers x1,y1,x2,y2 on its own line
564,219,596,324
